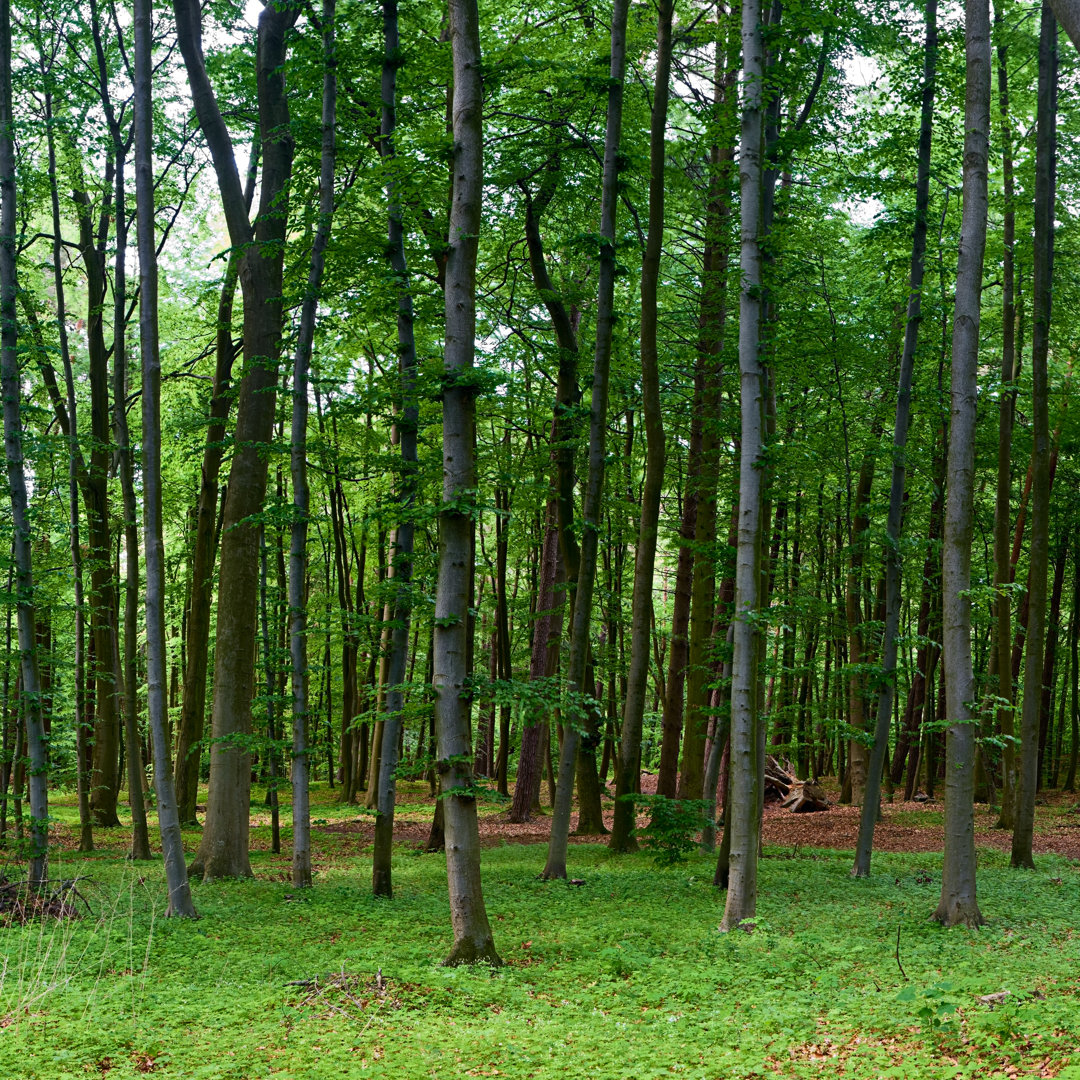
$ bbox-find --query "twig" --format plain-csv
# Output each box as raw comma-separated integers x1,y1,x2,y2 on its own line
895,924,907,981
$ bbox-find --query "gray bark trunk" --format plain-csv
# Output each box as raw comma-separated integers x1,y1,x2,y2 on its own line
0,0,48,888
134,0,197,916
992,0,1018,830
174,0,296,880
610,0,673,853
720,0,766,932
543,0,630,881
434,0,500,965
934,0,990,929
852,0,937,877
373,0,418,899
1011,3,1056,871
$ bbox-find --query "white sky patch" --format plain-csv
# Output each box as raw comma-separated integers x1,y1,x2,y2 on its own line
244,0,262,28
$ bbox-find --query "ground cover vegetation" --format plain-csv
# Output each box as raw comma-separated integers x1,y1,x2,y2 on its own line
2,0,1080,1070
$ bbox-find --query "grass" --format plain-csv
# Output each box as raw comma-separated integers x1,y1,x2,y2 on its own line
2,791,1080,1078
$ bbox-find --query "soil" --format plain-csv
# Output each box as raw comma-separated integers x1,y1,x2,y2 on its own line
316,774,1080,861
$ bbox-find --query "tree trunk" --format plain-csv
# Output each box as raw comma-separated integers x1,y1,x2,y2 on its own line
1011,4,1055,871
609,0,673,854
433,0,500,965
174,0,296,881
935,0,990,928
0,3,48,887
852,0,936,877
133,0,197,914
510,508,562,822
720,0,766,932
175,139,258,825
108,146,153,862
543,0,629,881
373,0,417,898
991,0,1019,830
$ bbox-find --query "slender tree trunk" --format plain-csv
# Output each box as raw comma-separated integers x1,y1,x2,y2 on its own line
175,139,258,825
610,0,673,853
433,0,500,965
174,0,296,882
1064,545,1079,792
852,0,936,877
510,508,562,822
109,149,153,862
373,0,419,898
133,0,197,915
935,0,990,928
1012,4,1056,868
720,0,766,932
0,4,47,887
992,0,1019,830
543,0,629,881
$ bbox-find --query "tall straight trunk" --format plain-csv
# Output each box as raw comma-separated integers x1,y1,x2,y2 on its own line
110,151,152,862
992,0,1019,829
287,0,334,891
720,0,765,932
175,138,258,825
543,0,630,881
174,0,296,882
1011,4,1055,870
87,0,150,860
680,22,737,800
1065,546,1079,792
433,0,500,965
852,0,937,877
373,0,418,899
510,507,562,822
0,1,47,887
843,450,875,806
1037,540,1066,786
935,0,990,928
609,0,674,853
133,0,197,916
40,82,92,852
72,169,124,829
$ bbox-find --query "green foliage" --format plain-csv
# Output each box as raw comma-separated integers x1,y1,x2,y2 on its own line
625,794,710,865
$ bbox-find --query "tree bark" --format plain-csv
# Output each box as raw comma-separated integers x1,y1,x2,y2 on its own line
1012,3,1056,870
133,0,197,915
174,138,258,825
609,0,673,853
175,0,297,880
720,0,766,932
934,0,990,928
434,0,500,965
543,0,629,881
991,0,1019,830
374,0,419,899
852,0,936,877
0,0,48,888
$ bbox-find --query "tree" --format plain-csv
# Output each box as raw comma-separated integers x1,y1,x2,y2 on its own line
1011,1,1056,871
934,0,990,930
433,0,500,965
609,0,674,855
174,0,296,881
0,0,47,888
852,0,937,878
720,0,766,933
133,0,196,918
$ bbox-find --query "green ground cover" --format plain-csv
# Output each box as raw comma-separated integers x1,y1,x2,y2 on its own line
2,809,1079,1080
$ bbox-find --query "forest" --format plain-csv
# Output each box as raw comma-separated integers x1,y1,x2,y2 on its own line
2,0,1080,1075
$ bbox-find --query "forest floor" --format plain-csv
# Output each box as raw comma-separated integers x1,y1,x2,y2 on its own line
3,781,1080,1079
303,774,1080,862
